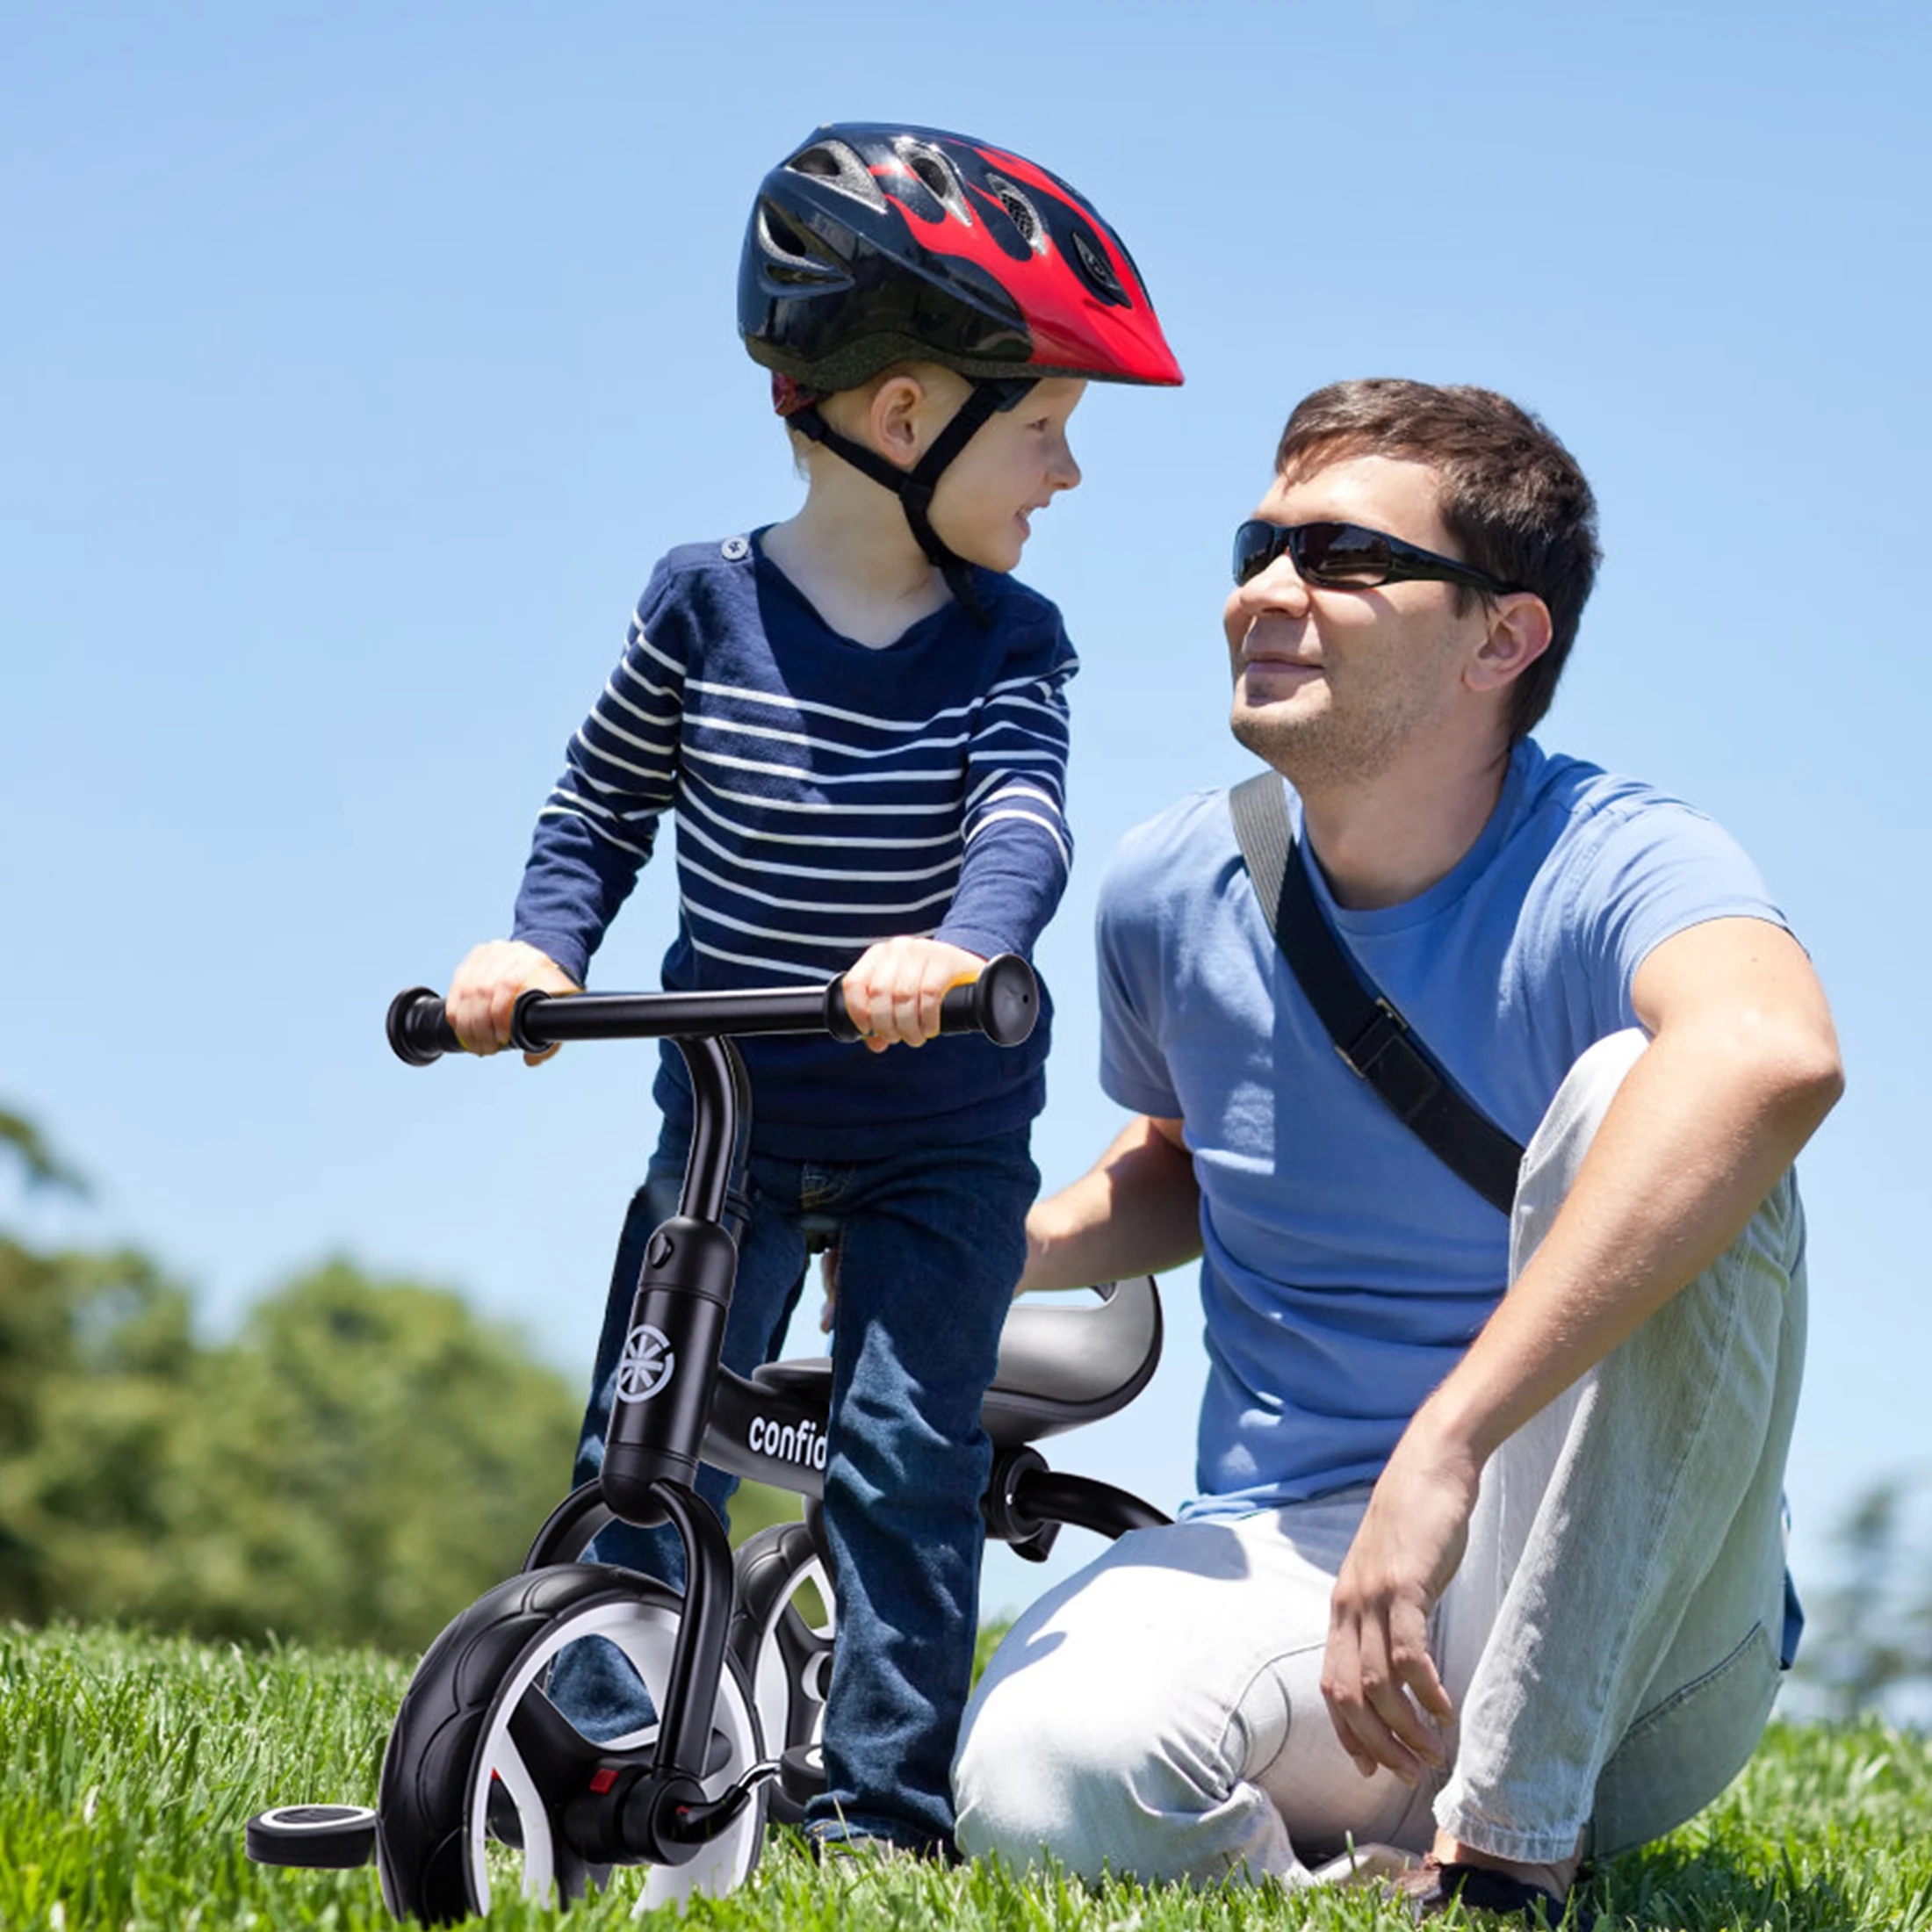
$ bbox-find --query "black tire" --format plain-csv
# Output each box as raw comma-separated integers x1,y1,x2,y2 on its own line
728,1522,833,1827
376,1564,765,1922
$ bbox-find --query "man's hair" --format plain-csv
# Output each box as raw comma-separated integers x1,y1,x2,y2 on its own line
1275,379,1601,742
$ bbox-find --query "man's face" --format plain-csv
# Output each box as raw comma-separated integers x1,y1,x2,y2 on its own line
1224,452,1490,789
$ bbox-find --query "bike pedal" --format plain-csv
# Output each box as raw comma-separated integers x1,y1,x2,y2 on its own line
244,1803,377,1869
778,1742,825,1807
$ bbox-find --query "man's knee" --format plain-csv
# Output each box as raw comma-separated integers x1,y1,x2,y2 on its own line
953,1620,1171,1874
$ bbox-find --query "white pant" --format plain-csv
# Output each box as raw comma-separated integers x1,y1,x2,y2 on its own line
953,1032,1807,1882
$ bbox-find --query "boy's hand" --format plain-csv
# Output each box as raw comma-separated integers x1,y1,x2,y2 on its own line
841,939,987,1053
445,940,581,1064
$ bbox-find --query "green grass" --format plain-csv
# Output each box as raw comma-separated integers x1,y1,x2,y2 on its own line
4,1620,1929,1931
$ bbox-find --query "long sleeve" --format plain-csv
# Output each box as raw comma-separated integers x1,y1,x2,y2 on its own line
935,624,1077,961
510,595,685,986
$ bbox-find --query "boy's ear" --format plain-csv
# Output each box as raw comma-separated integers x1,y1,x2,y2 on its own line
868,374,932,471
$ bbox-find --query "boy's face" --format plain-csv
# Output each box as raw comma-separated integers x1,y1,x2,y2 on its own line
928,378,1086,573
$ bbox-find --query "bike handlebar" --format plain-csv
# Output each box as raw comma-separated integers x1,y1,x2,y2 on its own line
386,953,1040,1066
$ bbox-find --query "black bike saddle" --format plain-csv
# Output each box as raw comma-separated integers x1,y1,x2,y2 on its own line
751,1275,1163,1448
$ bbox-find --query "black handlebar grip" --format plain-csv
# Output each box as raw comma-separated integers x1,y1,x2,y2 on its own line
941,953,1039,1047
823,953,1038,1047
386,988,462,1066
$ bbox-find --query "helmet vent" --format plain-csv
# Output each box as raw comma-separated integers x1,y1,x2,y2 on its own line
1071,227,1128,306
784,138,885,209
898,141,969,219
984,173,1046,253
755,205,850,287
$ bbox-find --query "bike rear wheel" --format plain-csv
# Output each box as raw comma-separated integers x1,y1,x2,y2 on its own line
730,1520,834,1825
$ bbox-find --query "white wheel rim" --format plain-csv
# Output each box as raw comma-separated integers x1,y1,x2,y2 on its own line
465,1595,764,1911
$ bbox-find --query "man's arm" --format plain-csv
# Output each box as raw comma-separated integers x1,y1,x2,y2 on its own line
1019,1114,1203,1292
1322,916,1843,1783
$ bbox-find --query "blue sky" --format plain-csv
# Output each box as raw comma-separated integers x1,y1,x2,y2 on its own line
4,1,1927,1618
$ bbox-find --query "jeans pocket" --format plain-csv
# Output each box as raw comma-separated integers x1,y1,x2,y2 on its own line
1591,1620,1780,1858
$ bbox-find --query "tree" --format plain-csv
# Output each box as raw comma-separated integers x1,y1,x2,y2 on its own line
0,1108,87,1196
155,1259,587,1650
1791,1473,1932,1724
3,1105,804,1650
0,1236,198,1624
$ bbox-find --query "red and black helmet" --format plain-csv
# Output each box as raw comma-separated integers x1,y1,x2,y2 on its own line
740,123,1182,394
740,124,1180,620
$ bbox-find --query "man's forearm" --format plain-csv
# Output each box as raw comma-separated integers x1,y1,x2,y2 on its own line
1020,1114,1202,1292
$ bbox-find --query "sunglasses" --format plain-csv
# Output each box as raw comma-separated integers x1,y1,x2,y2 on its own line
1232,519,1520,597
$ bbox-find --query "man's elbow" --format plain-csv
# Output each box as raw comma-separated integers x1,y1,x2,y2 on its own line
1739,1008,1845,1143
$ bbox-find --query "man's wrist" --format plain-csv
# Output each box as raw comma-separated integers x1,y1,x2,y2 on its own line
1396,1396,1489,1497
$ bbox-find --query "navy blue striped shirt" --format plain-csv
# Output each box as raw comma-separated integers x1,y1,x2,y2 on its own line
511,532,1077,1157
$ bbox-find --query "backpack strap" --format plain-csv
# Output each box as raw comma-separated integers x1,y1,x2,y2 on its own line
1228,771,1525,1216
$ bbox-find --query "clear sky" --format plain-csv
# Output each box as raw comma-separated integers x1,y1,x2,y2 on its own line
4,0,1927,1619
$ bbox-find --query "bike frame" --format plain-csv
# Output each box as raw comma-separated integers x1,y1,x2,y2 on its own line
381,958,1159,1869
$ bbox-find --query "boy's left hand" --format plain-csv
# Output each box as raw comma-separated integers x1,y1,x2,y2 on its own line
842,938,987,1053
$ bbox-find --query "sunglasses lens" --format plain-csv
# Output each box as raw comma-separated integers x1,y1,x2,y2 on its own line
1233,521,1284,585
1300,523,1393,587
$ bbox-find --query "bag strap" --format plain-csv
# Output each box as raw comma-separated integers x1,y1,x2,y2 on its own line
1228,771,1525,1216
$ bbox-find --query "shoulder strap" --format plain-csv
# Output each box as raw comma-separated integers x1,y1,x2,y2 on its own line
1228,771,1525,1216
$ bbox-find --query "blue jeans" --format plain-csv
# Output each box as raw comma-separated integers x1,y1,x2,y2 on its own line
554,1118,1037,1854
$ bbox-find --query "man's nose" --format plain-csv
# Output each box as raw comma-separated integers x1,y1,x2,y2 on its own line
1234,551,1313,614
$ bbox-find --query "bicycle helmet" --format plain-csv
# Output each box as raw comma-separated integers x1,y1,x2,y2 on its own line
740,123,1182,616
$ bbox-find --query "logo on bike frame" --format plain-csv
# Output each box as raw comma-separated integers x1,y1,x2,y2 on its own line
616,1323,677,1403
748,1413,829,1471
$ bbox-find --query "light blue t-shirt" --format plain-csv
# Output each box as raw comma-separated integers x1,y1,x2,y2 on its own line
1096,739,1788,1517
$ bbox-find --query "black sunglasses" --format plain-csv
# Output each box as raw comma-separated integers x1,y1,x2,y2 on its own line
1232,518,1520,597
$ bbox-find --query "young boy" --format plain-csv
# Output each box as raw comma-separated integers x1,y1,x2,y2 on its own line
445,122,1180,1856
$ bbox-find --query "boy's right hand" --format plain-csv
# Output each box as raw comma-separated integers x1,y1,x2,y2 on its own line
445,940,580,1063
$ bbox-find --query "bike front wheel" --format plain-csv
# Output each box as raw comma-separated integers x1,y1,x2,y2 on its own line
376,1563,766,1922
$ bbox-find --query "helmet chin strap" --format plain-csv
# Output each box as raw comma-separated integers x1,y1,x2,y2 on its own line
788,377,1034,627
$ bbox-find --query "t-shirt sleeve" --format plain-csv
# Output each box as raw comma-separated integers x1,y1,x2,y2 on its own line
1095,819,1185,1119
1569,798,1791,1027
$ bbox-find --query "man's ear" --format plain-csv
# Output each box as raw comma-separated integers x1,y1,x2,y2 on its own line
1467,593,1554,695
868,375,931,472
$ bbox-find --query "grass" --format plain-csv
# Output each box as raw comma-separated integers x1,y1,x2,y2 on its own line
4,1619,1930,1931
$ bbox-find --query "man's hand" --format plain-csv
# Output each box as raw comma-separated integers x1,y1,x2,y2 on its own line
444,940,580,1063
1321,1424,1479,1784
841,938,985,1053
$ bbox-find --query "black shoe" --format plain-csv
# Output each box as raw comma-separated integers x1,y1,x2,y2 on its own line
1397,1856,1594,1928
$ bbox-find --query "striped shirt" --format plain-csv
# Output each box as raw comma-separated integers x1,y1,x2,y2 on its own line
511,533,1078,1157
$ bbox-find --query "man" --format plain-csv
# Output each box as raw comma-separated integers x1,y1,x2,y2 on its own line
950,380,1841,1923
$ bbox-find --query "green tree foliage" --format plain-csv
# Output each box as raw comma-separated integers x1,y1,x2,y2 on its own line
162,1260,591,1650
0,1107,87,1196
0,1238,199,1625
1792,1473,1932,1723
2,1104,803,1652
1,1244,583,1651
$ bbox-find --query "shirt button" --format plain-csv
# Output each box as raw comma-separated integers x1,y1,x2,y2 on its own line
720,535,751,561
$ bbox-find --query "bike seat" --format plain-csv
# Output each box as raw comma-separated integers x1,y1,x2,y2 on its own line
750,1275,1163,1449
